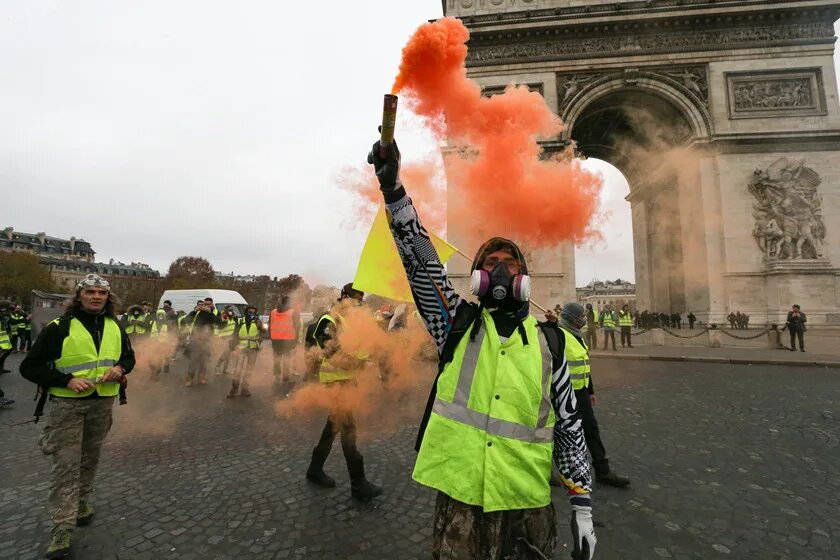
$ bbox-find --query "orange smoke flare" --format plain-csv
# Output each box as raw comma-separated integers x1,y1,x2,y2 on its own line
391,17,602,248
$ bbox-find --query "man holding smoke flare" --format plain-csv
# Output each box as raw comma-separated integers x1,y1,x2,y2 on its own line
368,140,597,559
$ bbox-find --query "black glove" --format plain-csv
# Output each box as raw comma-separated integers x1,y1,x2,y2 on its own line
367,139,401,194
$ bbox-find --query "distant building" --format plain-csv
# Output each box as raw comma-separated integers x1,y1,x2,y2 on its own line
2,226,95,261
1,226,159,291
576,279,637,311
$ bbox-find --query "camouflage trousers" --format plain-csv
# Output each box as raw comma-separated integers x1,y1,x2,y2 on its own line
39,397,114,529
432,492,556,560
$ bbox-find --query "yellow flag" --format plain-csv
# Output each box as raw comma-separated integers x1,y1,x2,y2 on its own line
353,205,457,302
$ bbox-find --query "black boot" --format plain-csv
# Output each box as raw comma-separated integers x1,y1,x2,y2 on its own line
227,382,238,398
596,471,631,488
306,447,336,488
347,454,383,501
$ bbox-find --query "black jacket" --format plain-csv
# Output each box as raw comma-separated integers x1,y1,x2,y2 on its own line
20,309,135,390
786,311,807,331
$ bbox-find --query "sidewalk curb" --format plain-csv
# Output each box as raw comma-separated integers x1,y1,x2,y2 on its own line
589,352,840,368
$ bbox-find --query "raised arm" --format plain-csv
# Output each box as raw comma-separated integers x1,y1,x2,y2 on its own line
369,140,463,352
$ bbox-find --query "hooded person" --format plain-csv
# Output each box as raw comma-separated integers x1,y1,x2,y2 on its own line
554,303,631,489
20,274,135,559
122,304,150,341
368,139,596,560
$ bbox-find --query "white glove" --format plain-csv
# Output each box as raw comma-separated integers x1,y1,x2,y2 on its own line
571,505,596,560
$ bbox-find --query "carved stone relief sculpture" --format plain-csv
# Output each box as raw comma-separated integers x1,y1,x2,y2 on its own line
749,158,826,260
726,69,825,118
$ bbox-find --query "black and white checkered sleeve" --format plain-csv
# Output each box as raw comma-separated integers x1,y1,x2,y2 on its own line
385,195,462,351
551,356,593,501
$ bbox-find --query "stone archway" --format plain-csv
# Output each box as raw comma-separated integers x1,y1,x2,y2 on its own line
448,0,840,324
564,83,705,316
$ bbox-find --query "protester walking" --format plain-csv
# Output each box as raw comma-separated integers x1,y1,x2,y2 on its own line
213,306,237,375
185,300,217,386
0,305,14,374
20,274,135,559
785,304,807,352
0,305,14,406
687,311,696,329
601,304,617,351
370,139,596,560
9,305,26,351
618,304,633,348
269,296,299,392
228,305,262,398
305,283,383,501
584,303,598,350
555,303,631,489
149,309,170,381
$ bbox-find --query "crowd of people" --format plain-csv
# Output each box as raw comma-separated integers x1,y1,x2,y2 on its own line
0,304,32,406
0,125,826,559
727,311,751,329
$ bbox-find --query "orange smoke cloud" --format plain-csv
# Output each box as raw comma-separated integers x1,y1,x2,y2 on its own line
338,160,447,233
391,17,602,248
275,300,436,437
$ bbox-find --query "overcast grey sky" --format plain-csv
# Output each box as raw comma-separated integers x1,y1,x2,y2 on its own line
2,4,837,288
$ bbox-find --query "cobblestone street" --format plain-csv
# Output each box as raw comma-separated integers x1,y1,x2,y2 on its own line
1,351,838,559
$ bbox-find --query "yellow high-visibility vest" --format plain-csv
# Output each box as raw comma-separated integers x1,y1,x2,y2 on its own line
237,321,261,350
50,317,121,398
561,327,590,391
413,310,556,512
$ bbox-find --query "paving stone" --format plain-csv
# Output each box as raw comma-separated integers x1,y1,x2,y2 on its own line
1,354,838,559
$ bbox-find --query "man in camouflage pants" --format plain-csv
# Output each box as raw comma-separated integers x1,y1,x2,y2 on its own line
20,274,135,559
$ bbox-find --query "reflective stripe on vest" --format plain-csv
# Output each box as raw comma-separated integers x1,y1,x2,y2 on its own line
618,311,633,327
413,311,556,512
269,309,295,340
238,321,260,349
561,328,591,391
215,319,236,337
602,312,615,328
9,314,23,334
125,314,147,334
0,325,11,350
50,317,121,398
150,321,169,338
317,314,368,383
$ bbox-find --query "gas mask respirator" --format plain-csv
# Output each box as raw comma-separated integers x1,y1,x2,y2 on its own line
470,263,531,306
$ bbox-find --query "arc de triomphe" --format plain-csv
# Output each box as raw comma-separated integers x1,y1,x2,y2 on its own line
443,0,840,325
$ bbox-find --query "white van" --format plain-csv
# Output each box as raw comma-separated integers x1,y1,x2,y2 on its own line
158,289,249,317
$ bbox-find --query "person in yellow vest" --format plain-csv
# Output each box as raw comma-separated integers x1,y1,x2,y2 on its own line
184,300,216,386
618,303,634,348
149,309,171,381
305,283,383,501
0,304,13,375
17,307,33,352
228,305,262,397
122,303,151,343
20,274,135,559
269,296,299,391
584,303,599,350
369,140,596,559
0,306,14,406
554,302,631,489
600,304,617,351
9,305,25,352
214,306,238,376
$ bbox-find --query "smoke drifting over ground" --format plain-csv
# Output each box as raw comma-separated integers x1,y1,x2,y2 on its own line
274,299,436,438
